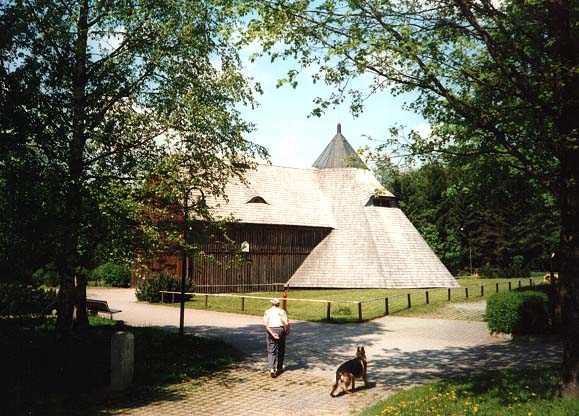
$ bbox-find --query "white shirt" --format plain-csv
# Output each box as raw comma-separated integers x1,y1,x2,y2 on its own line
263,306,288,328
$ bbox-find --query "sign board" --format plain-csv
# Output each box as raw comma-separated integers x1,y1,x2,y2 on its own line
241,241,250,253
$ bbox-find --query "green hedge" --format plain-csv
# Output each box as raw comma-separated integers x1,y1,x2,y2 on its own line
486,287,553,334
90,262,131,287
0,283,57,316
31,267,60,287
136,273,193,303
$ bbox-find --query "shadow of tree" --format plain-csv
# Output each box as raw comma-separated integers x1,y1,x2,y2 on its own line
368,338,562,390
96,370,253,415
183,318,562,392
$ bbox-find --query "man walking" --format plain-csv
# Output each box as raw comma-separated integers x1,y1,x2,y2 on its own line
263,298,290,377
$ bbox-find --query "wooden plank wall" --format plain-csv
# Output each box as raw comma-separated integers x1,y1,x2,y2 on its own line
190,224,330,293
132,224,330,293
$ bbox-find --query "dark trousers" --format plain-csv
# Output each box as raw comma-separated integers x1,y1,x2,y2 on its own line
266,327,286,370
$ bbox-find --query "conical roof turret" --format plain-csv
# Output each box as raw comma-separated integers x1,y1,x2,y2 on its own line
312,123,367,169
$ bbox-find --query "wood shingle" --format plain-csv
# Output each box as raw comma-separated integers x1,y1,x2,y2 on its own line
208,126,459,289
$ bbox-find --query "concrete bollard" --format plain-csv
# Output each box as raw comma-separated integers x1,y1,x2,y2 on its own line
111,331,134,391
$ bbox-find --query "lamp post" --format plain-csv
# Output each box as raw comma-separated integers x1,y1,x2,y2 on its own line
179,190,190,338
241,241,249,292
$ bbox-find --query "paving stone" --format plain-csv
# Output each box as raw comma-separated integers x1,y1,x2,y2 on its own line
88,288,562,416
103,365,389,416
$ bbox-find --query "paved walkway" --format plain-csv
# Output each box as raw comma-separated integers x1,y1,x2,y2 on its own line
88,288,562,416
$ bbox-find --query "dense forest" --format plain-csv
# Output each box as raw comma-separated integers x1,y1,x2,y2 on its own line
375,156,560,277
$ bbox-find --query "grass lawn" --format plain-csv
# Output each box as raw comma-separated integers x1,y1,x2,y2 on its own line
1,315,242,415
359,367,578,416
169,277,543,322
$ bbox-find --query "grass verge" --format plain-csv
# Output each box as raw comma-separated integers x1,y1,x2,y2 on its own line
167,277,542,322
359,367,577,416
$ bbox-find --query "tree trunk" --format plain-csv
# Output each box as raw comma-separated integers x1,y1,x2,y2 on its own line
549,0,579,398
557,160,579,398
75,270,89,330
56,0,89,335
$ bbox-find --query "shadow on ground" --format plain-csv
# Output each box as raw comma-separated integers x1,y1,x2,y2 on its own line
369,338,562,389
182,320,562,390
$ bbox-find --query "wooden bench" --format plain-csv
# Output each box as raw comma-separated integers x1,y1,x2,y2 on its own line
86,299,122,320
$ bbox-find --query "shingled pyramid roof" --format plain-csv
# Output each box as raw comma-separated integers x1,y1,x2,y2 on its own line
312,123,367,169
286,168,458,288
209,125,458,289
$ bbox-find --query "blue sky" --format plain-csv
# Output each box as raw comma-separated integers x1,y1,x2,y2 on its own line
237,50,429,168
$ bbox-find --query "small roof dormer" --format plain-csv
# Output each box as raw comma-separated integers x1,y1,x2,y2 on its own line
247,196,268,204
312,123,367,169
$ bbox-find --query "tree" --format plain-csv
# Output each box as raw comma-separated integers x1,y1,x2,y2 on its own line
375,156,558,276
1,0,266,335
224,0,579,396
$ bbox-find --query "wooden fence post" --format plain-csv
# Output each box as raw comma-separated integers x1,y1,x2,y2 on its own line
448,288,451,301
161,292,164,303
204,295,208,307
480,285,484,297
358,302,362,322
530,278,533,287
385,298,389,315
508,281,512,291
407,294,412,308
327,302,331,320
518,280,522,288
465,287,469,299
241,296,245,312
426,291,430,304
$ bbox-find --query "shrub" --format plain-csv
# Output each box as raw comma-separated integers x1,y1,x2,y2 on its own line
507,255,531,278
0,283,57,316
479,257,531,279
486,287,552,334
136,273,193,303
91,262,131,287
478,263,499,278
335,305,352,316
31,267,60,287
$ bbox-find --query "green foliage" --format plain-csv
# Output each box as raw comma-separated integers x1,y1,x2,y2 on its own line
375,158,558,275
486,288,552,334
1,0,267,329
136,273,193,303
90,262,131,288
226,0,577,394
0,283,57,316
479,257,531,279
31,267,60,287
360,367,579,416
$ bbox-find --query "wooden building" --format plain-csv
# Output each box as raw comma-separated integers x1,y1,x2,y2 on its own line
136,124,459,292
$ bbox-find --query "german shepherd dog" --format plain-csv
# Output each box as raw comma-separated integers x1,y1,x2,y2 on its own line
330,347,367,397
